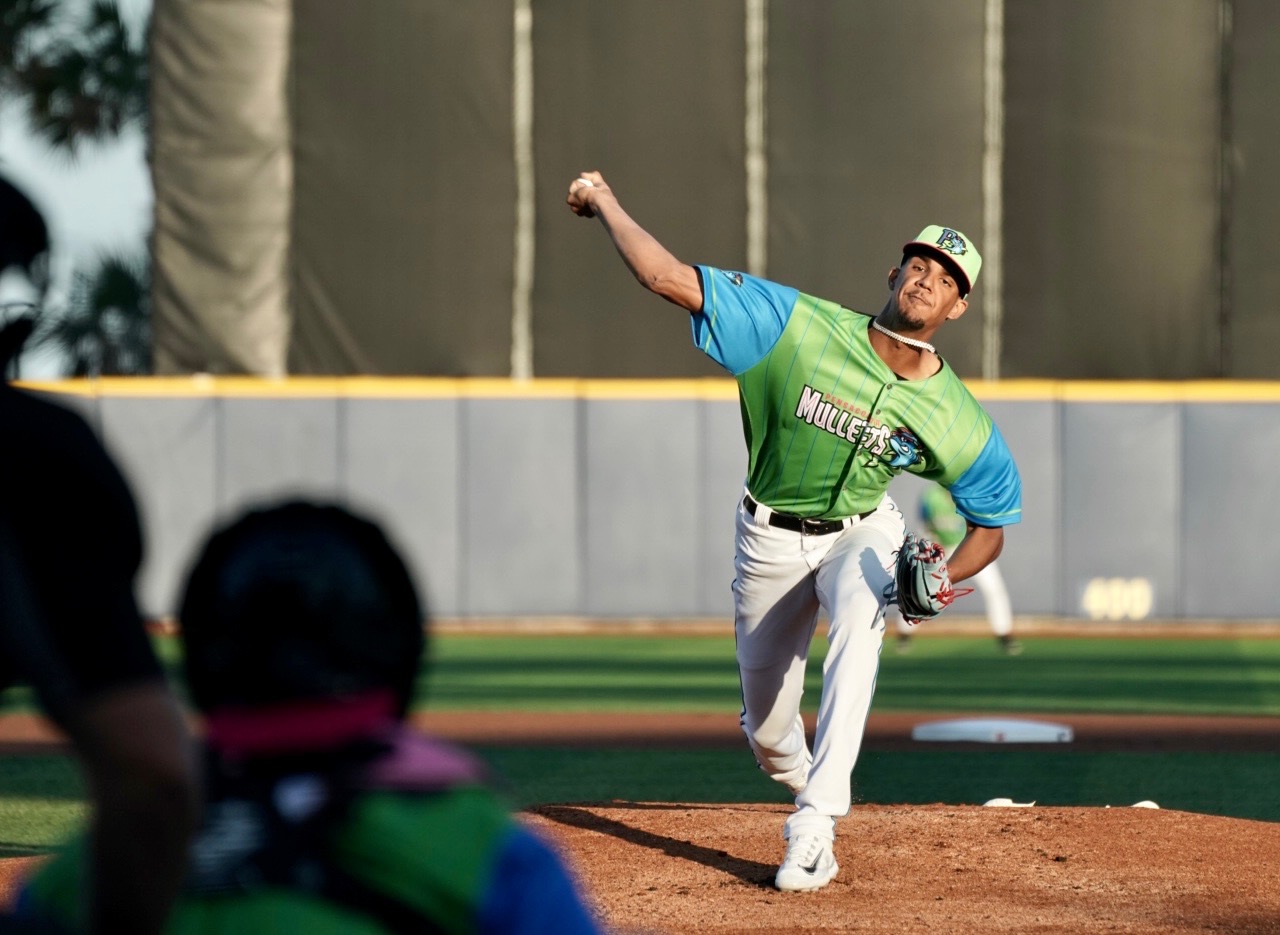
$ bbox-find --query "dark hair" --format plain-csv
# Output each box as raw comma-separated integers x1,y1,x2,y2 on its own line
179,501,425,716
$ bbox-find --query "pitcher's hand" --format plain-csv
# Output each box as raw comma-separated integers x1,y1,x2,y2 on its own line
567,171,609,218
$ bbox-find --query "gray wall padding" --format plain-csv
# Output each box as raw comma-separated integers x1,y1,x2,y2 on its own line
583,400,704,616
1060,404,1182,619
460,398,580,615
219,398,341,510
1181,404,1280,617
342,398,462,617
100,396,217,614
49,385,1280,622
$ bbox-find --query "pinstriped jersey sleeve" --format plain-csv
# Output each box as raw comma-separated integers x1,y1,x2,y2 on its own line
690,266,799,375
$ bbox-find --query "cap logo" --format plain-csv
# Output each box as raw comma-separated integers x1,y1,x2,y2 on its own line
935,228,968,256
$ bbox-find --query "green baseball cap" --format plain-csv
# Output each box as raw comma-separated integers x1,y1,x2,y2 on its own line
902,225,981,297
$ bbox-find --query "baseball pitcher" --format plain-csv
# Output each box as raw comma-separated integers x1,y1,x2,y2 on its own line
567,171,1021,892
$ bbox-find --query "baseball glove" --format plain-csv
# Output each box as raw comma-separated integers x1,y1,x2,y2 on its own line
887,533,960,623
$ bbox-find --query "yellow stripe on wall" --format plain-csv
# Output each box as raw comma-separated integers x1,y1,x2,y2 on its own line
13,376,744,401
964,380,1280,402
15,376,1280,404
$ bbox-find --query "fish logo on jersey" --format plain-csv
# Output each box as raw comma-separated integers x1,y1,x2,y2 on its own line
722,270,744,287
935,229,968,257
885,427,923,468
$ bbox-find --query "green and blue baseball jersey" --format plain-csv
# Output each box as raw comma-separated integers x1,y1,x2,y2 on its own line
692,266,1021,526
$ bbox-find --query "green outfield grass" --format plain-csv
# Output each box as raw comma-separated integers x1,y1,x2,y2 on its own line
15,630,1280,718
480,747,1280,823
2,631,1279,855
417,631,1280,716
0,757,84,857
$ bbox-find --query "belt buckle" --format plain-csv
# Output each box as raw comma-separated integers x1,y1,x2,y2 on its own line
800,517,825,536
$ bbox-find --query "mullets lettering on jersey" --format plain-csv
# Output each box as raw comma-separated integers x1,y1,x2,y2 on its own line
794,385,892,455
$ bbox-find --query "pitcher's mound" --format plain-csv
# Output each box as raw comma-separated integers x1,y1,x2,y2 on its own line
525,802,1280,934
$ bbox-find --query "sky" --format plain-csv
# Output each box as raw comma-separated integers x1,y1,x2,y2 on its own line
0,0,152,378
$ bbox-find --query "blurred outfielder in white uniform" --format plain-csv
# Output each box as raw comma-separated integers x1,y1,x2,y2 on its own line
567,172,1022,892
890,485,1020,654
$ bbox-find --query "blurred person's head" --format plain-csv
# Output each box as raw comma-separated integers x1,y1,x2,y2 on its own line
178,501,426,758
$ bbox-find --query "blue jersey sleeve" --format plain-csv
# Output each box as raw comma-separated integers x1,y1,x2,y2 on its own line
690,266,798,375
477,826,602,935
947,424,1022,527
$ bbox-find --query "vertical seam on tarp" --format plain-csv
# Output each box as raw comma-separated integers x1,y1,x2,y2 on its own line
1055,398,1065,617
1217,0,1233,377
214,393,225,521
457,395,471,614
281,0,296,377
1174,402,1185,619
511,0,536,379
336,395,347,499
981,0,1004,381
745,0,767,278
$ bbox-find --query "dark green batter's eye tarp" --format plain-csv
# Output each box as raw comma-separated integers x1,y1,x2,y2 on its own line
149,0,1278,380
763,0,988,377
530,0,744,378
1226,0,1280,379
1002,0,1221,379
288,0,515,375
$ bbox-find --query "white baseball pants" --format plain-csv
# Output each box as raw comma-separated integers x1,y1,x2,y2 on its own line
732,492,905,841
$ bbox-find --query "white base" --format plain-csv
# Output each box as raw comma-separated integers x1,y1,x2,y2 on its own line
911,717,1073,744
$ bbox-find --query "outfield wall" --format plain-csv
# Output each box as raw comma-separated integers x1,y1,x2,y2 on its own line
22,378,1280,623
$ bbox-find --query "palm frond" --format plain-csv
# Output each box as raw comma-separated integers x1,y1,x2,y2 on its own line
10,0,147,154
0,0,58,84
32,250,151,376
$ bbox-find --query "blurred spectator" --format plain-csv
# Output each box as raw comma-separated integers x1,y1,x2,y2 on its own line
0,313,201,933
19,500,603,934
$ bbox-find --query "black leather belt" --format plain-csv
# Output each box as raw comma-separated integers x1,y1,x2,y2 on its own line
743,494,866,536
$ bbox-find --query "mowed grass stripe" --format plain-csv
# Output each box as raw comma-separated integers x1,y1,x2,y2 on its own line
421,634,742,712
10,632,1273,717
421,634,1280,716
477,747,1280,823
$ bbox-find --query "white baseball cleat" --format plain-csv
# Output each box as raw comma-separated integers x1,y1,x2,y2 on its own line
775,833,838,891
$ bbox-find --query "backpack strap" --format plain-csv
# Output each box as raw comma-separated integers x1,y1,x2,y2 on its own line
186,735,476,934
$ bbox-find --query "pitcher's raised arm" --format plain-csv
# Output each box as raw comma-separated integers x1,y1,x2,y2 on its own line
566,171,702,312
